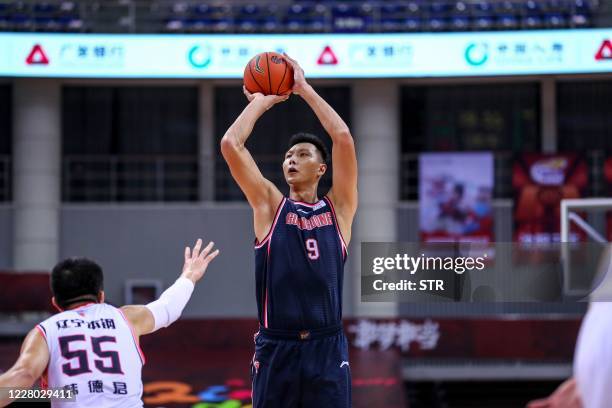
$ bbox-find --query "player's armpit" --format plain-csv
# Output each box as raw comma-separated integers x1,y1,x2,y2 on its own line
0,328,49,405
120,305,155,337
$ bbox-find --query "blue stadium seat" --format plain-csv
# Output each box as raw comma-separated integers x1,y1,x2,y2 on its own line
332,3,373,33
262,15,280,32
574,0,591,11
33,3,58,14
380,2,403,15
165,18,186,31
494,1,516,14
9,13,33,31
571,13,590,26
451,16,470,30
427,17,447,31
406,1,420,15
498,14,519,29
380,17,403,32
454,2,469,15
525,0,541,14
429,2,449,17
404,17,422,31
240,4,259,16
523,15,543,28
545,13,567,27
474,15,494,29
472,1,493,14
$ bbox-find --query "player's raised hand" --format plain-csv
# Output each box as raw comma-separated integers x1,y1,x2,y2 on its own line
243,86,289,110
181,238,220,284
282,53,308,95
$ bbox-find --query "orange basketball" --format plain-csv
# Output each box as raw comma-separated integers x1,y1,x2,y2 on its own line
243,52,294,96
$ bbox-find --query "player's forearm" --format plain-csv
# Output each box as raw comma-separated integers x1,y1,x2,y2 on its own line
0,367,37,406
145,277,195,333
300,85,351,141
222,98,268,149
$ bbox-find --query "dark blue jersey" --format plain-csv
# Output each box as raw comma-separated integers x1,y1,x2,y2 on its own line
254,196,348,330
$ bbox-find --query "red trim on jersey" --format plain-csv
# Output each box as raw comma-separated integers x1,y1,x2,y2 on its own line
287,197,322,207
264,241,271,328
324,196,348,258
117,308,146,365
40,366,49,390
35,324,50,389
254,198,286,249
35,324,47,341
71,302,96,311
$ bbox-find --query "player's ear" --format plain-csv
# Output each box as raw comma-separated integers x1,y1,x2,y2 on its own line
318,163,327,177
98,291,105,303
51,297,63,312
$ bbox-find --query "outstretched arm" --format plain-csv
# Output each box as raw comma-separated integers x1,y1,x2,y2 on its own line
0,328,49,407
121,239,219,337
220,89,287,240
284,54,358,242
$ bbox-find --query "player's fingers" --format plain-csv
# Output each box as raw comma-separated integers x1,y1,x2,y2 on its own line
192,238,202,258
282,52,296,65
200,241,214,258
275,94,289,103
205,249,220,264
184,246,191,262
526,399,551,408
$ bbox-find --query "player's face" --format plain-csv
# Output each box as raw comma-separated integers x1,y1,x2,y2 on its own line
283,143,326,186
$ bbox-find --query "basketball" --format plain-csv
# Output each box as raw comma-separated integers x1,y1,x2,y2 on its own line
243,52,294,96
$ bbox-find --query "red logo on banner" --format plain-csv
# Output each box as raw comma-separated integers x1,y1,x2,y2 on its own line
595,39,612,61
317,46,338,65
26,44,49,65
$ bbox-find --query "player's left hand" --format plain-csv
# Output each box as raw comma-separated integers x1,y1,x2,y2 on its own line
243,86,289,110
526,377,582,408
181,238,220,284
283,53,309,95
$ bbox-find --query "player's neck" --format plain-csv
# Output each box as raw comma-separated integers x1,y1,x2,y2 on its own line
289,187,318,204
65,301,98,311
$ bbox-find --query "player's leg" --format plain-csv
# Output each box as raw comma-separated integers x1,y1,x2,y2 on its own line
301,333,351,408
251,334,301,408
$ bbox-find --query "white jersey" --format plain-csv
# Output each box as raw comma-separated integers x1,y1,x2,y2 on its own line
574,302,612,408
37,303,145,408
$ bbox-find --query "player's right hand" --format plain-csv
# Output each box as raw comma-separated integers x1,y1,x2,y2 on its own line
243,86,289,110
181,239,220,284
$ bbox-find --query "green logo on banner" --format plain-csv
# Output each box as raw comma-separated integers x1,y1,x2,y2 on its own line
188,45,212,69
465,43,489,66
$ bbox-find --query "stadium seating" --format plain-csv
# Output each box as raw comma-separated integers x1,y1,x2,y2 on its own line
0,1,602,34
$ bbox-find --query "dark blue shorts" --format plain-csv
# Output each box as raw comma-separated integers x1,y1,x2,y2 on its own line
250,325,352,408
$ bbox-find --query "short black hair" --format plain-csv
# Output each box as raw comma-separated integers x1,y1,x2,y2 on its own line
288,132,329,163
51,258,104,309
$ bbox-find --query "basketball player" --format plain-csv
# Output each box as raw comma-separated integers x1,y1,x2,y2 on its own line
0,238,219,407
221,54,357,407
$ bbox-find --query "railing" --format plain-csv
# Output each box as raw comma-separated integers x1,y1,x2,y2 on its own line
63,155,198,202
0,155,10,202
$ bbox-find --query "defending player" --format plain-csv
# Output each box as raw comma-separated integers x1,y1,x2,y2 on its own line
0,238,219,407
221,54,358,407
